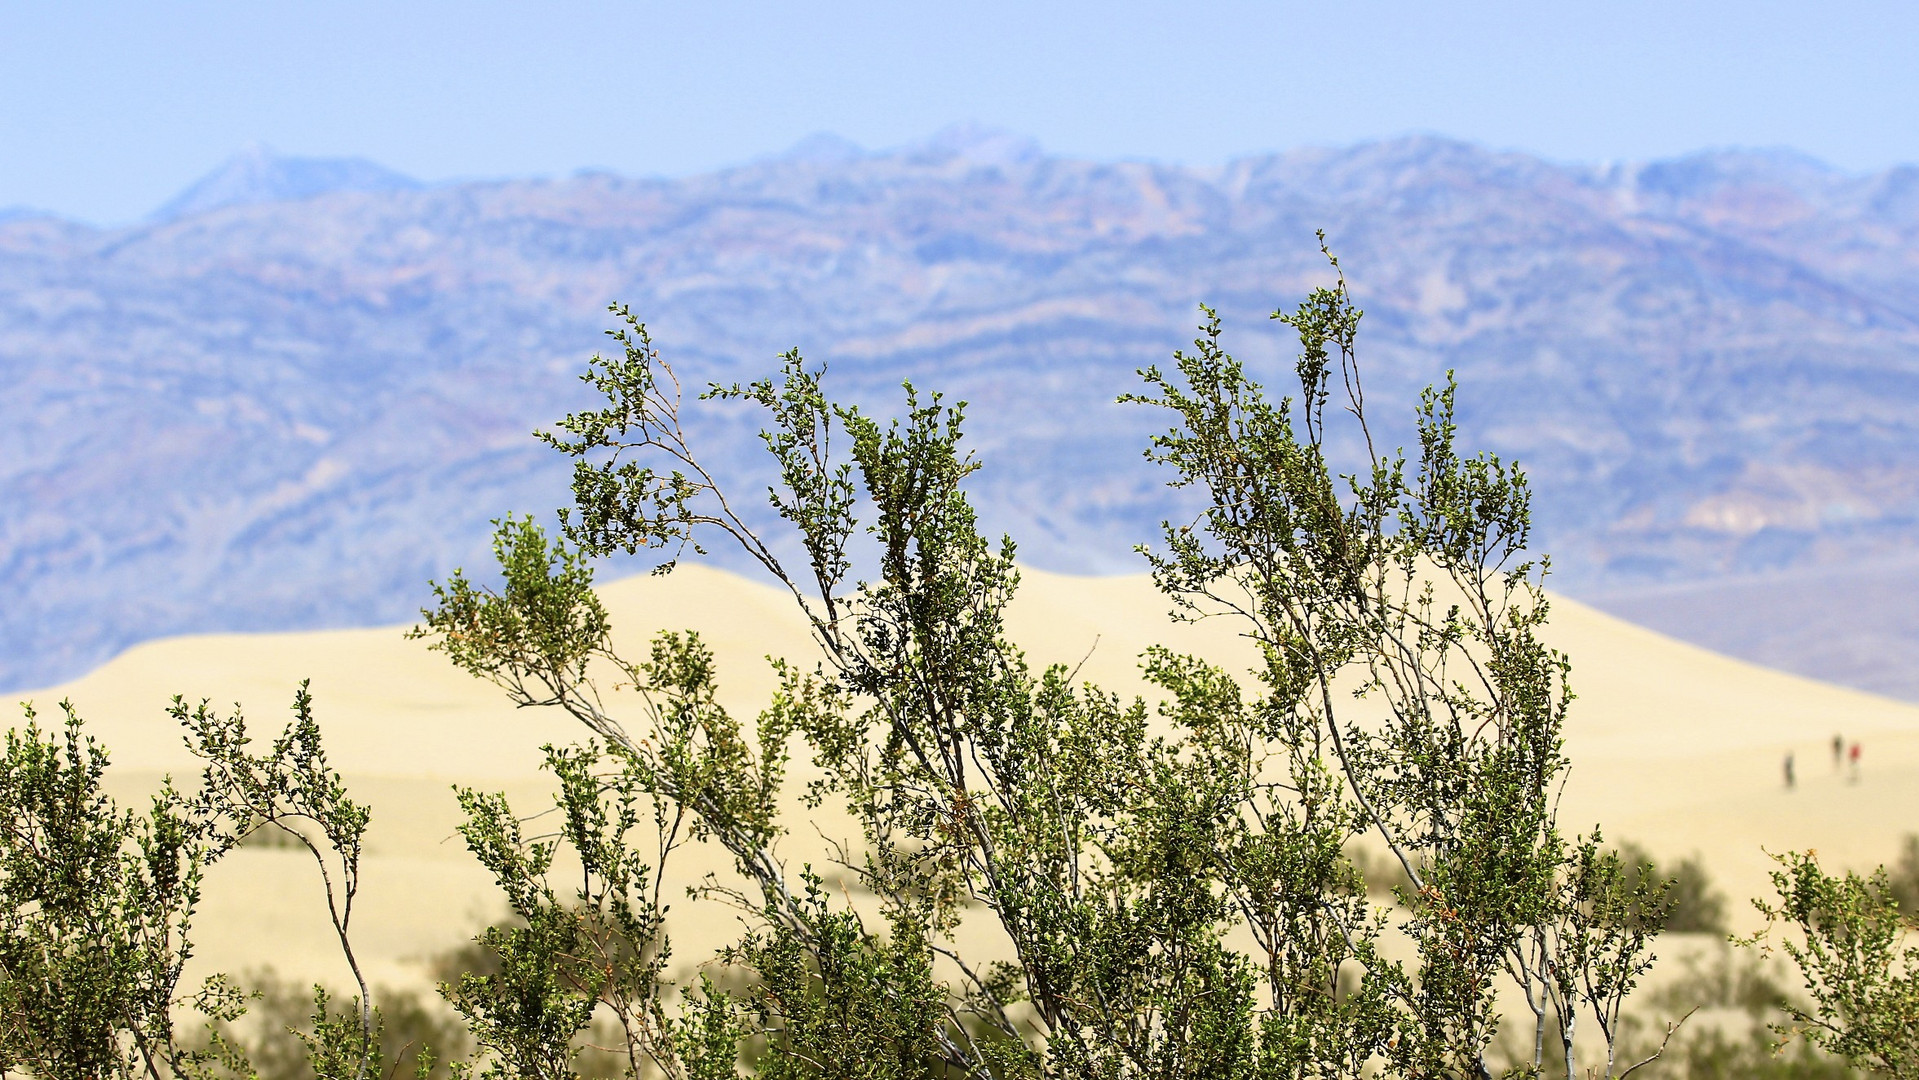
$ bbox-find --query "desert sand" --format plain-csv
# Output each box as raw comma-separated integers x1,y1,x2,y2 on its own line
15,564,1919,999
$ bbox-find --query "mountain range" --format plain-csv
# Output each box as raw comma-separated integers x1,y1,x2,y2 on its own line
5,127,1919,697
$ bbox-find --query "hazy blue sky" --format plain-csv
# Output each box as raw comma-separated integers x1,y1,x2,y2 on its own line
5,1,1916,224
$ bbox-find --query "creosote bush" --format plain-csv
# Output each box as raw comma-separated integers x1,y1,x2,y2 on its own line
1884,834,1919,916
1741,849,1918,1074
1615,844,1728,936
0,685,388,1080
411,244,1690,1079
11,244,1912,1080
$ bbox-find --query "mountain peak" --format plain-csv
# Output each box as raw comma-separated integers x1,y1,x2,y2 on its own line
149,144,421,223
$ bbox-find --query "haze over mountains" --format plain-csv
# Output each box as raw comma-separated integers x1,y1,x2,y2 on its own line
5,127,1919,697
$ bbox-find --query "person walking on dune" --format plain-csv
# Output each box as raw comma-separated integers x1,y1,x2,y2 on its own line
1784,751,1796,790
1832,733,1844,770
1848,741,1861,784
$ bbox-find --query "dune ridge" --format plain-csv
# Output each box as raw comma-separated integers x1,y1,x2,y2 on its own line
17,563,1919,993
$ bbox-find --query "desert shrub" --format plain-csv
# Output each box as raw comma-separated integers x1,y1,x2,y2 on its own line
203,971,470,1080
1744,849,1919,1075
0,688,383,1080
434,739,741,1080
416,247,1689,1078
1625,940,1856,1079
1882,834,1919,919
5,246,1735,1079
0,704,236,1080
1660,1027,1856,1080
1616,842,1729,935
1651,940,1792,1019
203,930,659,1080
1663,854,1730,935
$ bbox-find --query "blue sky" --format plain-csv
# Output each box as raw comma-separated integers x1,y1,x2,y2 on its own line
5,0,1917,224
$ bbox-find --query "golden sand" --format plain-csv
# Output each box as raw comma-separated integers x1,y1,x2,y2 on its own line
22,564,1919,995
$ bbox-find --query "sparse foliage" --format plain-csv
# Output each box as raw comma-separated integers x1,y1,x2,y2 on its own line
12,244,1769,1080
415,244,1682,1078
0,686,385,1080
1744,848,1919,1075
179,681,381,1079
207,970,468,1080
441,736,739,1080
1613,843,1726,935
0,703,236,1080
1884,834,1919,918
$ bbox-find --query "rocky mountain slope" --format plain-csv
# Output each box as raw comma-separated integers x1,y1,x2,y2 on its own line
5,129,1919,695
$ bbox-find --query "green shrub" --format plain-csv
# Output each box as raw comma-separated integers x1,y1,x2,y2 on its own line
1882,834,1919,920
0,686,384,1080
1745,849,1919,1074
1616,842,1729,935
416,248,1684,1078
27,248,1847,1079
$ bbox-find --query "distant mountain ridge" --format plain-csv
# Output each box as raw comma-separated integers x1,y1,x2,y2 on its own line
5,132,1919,697
146,143,421,222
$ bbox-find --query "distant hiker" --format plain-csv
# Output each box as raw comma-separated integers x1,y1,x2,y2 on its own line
1832,733,1844,769
1849,741,1862,784
1783,751,1796,789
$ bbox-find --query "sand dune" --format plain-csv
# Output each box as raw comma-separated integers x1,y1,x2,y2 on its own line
16,564,1919,997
